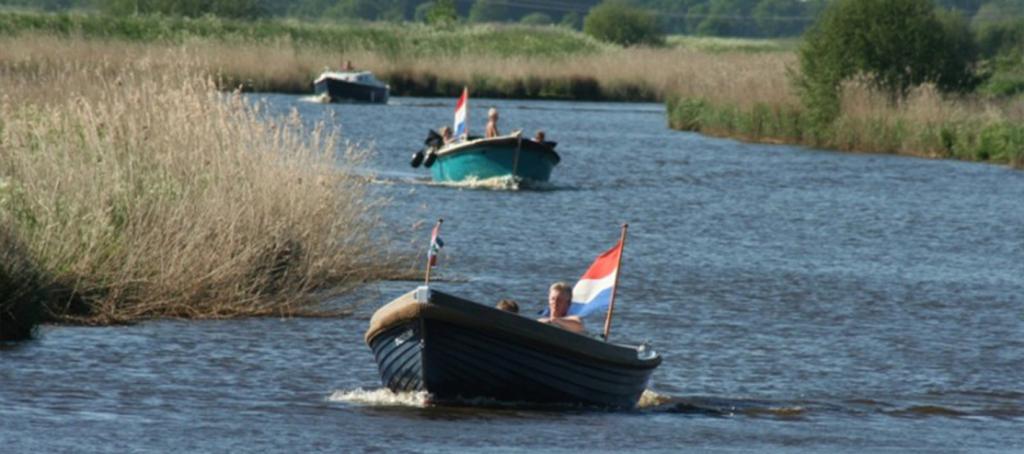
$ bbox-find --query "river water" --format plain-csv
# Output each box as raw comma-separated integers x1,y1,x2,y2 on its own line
3,95,1023,452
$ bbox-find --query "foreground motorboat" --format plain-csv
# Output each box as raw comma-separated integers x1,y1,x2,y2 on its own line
313,70,389,103
364,287,660,408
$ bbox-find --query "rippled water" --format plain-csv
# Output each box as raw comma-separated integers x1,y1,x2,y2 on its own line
3,95,1023,452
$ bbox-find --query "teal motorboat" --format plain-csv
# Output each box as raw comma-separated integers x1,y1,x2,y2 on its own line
411,131,561,184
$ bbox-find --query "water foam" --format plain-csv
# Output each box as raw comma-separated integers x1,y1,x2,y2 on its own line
328,388,428,407
636,389,672,408
432,175,523,191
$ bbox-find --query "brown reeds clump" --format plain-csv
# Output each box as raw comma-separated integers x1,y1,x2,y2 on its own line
0,54,397,324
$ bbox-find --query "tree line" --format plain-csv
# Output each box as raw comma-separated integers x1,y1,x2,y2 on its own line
2,0,1022,38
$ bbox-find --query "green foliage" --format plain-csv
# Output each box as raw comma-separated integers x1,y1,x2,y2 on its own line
96,0,267,19
975,17,1024,58
0,11,602,58
0,222,45,341
468,0,509,23
520,12,552,26
426,0,457,27
752,0,808,37
559,11,582,29
795,0,982,125
583,0,664,46
324,0,381,21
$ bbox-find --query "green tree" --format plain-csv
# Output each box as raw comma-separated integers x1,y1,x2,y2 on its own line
325,0,380,21
468,0,510,23
426,0,458,26
752,0,807,37
795,0,982,125
520,12,553,26
583,0,664,46
559,11,582,29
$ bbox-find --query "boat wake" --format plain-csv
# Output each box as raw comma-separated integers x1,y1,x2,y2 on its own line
327,387,1022,420
297,95,329,104
328,388,429,408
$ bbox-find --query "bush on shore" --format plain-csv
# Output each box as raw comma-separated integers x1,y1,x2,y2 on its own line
794,0,982,127
0,54,400,325
583,0,664,47
0,223,45,341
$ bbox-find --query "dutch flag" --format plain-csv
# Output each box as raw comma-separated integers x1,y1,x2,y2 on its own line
567,240,623,317
453,87,468,141
428,221,444,267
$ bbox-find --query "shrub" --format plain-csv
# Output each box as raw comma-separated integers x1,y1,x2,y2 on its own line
0,222,44,341
583,0,663,47
795,0,982,124
520,13,553,26
426,0,458,27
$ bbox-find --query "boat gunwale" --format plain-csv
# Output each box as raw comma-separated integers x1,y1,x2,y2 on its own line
365,289,661,370
435,134,561,164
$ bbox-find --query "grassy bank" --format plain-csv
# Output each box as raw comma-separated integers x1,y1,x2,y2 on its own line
0,51,404,339
667,86,1024,169
0,11,791,102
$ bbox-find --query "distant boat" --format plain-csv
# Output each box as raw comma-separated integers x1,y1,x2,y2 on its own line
409,88,560,185
313,70,389,103
364,287,661,408
413,131,561,184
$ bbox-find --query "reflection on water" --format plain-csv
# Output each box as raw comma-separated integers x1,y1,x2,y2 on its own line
2,95,1023,452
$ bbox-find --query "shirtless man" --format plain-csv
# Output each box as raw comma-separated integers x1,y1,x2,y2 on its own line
485,107,500,138
538,282,585,333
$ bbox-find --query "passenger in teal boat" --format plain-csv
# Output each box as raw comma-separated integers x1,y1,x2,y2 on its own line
538,282,585,333
533,130,545,143
440,126,454,144
485,108,500,138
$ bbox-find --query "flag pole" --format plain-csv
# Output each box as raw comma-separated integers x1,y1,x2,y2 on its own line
602,223,628,342
424,218,442,286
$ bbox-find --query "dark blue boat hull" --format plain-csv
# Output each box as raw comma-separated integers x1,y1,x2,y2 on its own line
314,78,388,103
366,289,660,408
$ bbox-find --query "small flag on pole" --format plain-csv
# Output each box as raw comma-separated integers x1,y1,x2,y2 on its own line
453,87,468,141
428,221,444,267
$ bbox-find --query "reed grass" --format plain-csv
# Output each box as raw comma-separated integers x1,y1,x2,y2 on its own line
0,52,404,326
666,63,1024,168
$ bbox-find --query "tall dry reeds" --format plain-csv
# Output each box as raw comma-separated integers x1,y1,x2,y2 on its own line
0,34,795,102
667,60,1024,168
0,51,399,326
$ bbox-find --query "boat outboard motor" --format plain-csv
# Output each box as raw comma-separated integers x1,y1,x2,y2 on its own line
423,150,437,168
420,129,443,168
410,148,425,168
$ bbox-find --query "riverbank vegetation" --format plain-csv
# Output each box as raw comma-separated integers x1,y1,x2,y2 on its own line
0,53,404,340
667,0,1024,168
0,9,796,104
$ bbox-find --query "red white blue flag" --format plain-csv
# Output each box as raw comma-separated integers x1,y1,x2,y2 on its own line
568,240,622,317
453,87,468,140
428,222,444,267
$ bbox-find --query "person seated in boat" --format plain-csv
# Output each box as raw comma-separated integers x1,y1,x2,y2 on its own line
533,130,545,143
537,282,584,333
496,299,519,313
440,126,454,144
485,107,500,138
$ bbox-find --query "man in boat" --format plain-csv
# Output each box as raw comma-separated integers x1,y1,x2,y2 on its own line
440,126,454,144
485,107,500,138
538,282,585,333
